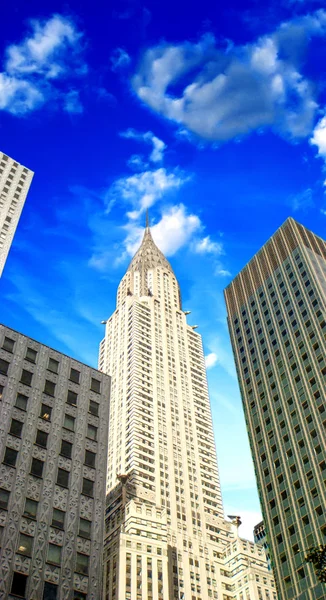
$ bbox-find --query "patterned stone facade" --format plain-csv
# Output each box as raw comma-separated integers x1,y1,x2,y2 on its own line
0,151,34,277
0,324,110,600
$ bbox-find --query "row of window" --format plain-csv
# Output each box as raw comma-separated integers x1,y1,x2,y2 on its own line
10,572,87,599
7,417,97,466
2,447,96,496
1,336,102,392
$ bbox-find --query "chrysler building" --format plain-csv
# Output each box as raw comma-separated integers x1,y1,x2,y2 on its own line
99,221,276,600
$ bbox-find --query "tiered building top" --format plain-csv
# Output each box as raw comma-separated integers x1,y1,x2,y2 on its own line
127,225,174,276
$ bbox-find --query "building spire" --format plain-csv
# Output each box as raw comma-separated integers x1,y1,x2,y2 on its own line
145,209,150,230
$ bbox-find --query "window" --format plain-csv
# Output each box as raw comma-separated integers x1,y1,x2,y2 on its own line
73,593,86,600
48,358,59,374
90,377,101,393
40,404,52,421
25,347,37,363
10,419,23,438
0,488,10,509
82,478,94,497
47,544,62,565
44,380,55,396
0,385,3,400
79,518,91,539
70,368,80,384
20,369,33,386
31,458,44,478
35,430,48,448
24,498,38,519
57,468,69,487
17,533,33,556
52,508,65,529
11,572,28,597
2,336,15,352
3,447,18,467
76,553,89,575
43,582,58,600
60,440,72,459
67,390,78,406
15,393,28,411
89,400,99,417
87,424,97,441
63,414,75,431
84,450,96,468
0,359,10,375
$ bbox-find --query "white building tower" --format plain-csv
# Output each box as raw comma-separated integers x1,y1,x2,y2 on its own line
99,220,276,600
0,151,34,277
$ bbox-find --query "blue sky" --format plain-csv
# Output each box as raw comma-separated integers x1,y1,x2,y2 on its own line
1,0,326,540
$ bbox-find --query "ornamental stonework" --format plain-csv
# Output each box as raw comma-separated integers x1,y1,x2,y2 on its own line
0,324,110,600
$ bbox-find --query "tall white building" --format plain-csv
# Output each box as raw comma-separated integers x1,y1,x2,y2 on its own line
0,151,34,277
99,223,276,600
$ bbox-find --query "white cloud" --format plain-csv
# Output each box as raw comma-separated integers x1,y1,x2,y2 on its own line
205,352,218,369
149,134,166,162
108,167,189,219
132,11,326,142
215,267,231,277
310,115,326,158
127,154,149,171
5,14,82,78
124,203,201,256
121,128,167,162
0,14,86,116
64,89,83,114
0,73,44,114
110,47,131,71
194,235,223,255
290,187,313,211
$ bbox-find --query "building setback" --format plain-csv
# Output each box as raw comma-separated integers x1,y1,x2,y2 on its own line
0,324,110,600
224,217,326,600
0,151,34,277
99,222,276,600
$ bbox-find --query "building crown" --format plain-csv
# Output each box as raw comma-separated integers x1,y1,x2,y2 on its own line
127,212,175,276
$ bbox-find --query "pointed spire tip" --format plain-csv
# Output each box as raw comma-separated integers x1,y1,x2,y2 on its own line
145,209,149,229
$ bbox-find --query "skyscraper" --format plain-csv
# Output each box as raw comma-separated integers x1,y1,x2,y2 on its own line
0,151,34,277
0,324,110,600
99,223,276,600
224,217,326,600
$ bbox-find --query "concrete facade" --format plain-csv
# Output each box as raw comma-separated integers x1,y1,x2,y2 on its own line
0,151,34,277
225,217,326,600
0,324,110,600
100,225,276,600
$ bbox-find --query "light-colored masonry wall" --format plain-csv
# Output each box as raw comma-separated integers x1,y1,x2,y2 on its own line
0,151,33,277
100,227,276,600
0,324,110,600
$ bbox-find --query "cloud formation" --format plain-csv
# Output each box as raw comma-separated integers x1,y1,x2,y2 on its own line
110,48,131,71
89,127,225,271
194,235,223,255
108,167,190,220
120,128,167,162
64,89,83,114
132,11,326,142
0,14,86,115
205,352,218,369
123,203,201,256
310,115,326,159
